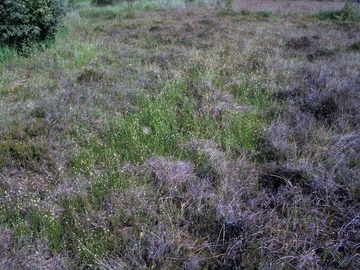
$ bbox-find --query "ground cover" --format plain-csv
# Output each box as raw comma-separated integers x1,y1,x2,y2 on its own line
1,0,360,269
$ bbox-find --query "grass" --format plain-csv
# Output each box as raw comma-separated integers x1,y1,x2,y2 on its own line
0,46,19,67
1,0,360,269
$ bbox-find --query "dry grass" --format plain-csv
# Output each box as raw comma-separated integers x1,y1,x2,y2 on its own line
1,0,360,269
233,0,346,14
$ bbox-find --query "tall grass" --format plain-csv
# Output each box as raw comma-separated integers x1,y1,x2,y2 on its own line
0,45,18,67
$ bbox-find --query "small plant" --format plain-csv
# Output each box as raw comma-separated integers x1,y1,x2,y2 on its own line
91,0,132,6
240,9,252,16
77,67,105,83
73,43,98,68
184,0,196,5
218,0,237,16
350,40,360,51
224,0,233,10
257,10,273,18
92,0,116,6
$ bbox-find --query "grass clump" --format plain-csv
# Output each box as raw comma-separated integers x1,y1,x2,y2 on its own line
0,45,18,66
257,10,273,18
240,9,252,16
79,5,121,19
217,0,237,16
350,40,360,50
92,0,118,5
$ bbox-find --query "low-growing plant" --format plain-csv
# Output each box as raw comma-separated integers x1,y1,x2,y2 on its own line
240,9,252,16
73,43,99,67
315,2,360,22
91,0,134,6
92,0,117,6
218,0,237,16
350,40,360,50
79,6,120,19
184,0,196,5
257,10,273,18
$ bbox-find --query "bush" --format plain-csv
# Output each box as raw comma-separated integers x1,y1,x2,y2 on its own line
0,0,68,55
257,10,273,18
218,0,237,17
92,0,115,6
91,0,124,6
334,2,360,22
315,3,360,23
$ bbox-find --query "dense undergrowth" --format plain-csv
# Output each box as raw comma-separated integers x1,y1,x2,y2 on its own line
1,0,360,269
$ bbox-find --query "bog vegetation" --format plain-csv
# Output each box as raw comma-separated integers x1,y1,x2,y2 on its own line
0,0,360,269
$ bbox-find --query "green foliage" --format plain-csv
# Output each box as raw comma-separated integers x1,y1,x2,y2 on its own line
91,0,126,6
79,6,120,19
257,10,273,18
224,0,233,10
92,0,116,5
219,0,236,16
0,44,18,65
334,3,360,22
0,0,69,55
71,78,266,181
240,9,252,16
350,40,360,51
184,0,195,4
315,3,360,22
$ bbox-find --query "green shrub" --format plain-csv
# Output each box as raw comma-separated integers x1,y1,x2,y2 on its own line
257,10,273,18
240,9,252,16
91,0,126,6
334,3,360,22
0,0,68,55
218,0,237,16
315,3,360,22
350,40,360,51
92,0,115,5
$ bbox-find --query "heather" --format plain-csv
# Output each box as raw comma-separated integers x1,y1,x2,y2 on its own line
1,0,360,269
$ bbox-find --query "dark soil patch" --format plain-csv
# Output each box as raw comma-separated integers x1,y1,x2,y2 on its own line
259,166,310,193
